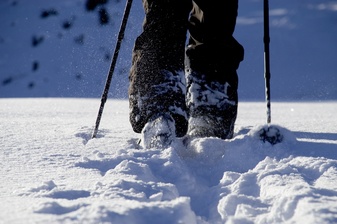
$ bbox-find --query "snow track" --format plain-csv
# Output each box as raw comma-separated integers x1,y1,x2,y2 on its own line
1,99,337,223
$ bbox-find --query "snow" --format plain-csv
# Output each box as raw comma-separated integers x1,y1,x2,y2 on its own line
1,99,337,223
1,0,337,100
1,0,337,223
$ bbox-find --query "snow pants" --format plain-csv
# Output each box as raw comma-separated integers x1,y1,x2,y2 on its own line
129,0,244,138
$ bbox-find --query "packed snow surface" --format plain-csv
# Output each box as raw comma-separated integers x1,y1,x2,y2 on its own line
1,99,337,223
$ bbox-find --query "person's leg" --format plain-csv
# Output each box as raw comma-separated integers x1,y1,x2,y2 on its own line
129,0,192,138
186,0,244,139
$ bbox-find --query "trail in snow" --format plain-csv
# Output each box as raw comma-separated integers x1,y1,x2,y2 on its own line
1,99,337,223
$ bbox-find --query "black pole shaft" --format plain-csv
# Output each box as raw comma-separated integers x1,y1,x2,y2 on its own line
92,0,133,138
263,0,271,124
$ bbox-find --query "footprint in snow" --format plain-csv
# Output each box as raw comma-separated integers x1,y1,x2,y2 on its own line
34,201,87,215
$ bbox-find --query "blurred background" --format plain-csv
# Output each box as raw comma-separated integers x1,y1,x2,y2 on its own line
1,0,336,100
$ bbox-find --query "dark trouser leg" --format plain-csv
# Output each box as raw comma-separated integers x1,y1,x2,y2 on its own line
129,0,191,137
186,0,244,139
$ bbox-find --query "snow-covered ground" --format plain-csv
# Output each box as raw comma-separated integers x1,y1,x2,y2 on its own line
1,98,337,223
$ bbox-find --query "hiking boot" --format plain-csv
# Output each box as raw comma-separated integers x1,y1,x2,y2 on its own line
129,69,188,138
140,113,176,149
187,110,236,139
186,70,238,140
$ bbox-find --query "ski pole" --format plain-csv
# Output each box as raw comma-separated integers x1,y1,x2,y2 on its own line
263,0,271,124
92,0,133,139
259,0,283,145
